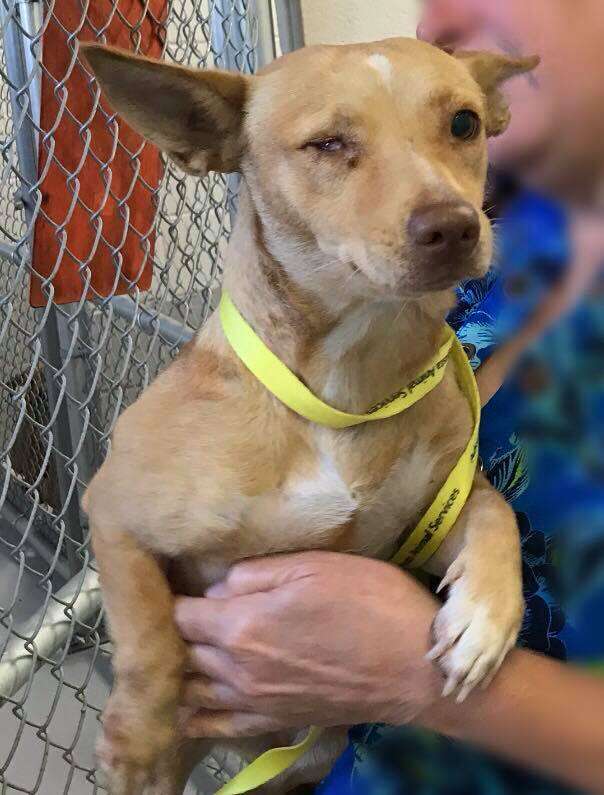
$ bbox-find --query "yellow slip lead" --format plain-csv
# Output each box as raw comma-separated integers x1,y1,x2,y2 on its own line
391,335,480,570
216,292,481,795
215,727,324,795
220,292,455,428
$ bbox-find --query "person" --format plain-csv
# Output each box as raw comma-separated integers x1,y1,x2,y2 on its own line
174,1,604,792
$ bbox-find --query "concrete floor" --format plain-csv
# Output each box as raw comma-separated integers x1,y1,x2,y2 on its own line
0,541,219,794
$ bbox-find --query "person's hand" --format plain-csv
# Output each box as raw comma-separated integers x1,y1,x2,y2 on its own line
174,551,443,738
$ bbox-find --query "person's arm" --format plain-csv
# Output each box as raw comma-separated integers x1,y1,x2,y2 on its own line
174,552,604,795
426,650,604,794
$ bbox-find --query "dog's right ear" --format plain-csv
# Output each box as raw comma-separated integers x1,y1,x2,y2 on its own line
81,44,250,175
456,51,540,137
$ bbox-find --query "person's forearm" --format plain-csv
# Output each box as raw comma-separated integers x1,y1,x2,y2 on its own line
422,650,604,794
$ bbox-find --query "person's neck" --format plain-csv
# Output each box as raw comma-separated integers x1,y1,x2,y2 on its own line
221,185,453,414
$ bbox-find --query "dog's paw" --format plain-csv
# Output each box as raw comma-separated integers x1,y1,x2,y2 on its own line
97,704,178,795
97,735,150,795
428,560,523,701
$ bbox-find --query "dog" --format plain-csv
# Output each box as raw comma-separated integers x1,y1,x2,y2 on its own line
82,37,538,794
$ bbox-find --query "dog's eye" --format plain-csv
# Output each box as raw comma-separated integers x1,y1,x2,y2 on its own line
306,137,346,153
451,110,480,141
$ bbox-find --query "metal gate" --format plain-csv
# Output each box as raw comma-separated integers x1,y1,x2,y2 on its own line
0,1,303,791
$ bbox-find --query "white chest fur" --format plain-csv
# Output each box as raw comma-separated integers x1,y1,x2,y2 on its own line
242,447,358,552
239,422,443,559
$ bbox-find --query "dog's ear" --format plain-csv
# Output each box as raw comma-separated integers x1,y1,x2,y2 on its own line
81,44,250,175
456,51,540,137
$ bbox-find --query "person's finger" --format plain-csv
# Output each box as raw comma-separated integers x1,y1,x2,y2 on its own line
183,675,245,711
188,644,236,683
174,596,234,644
205,552,328,599
185,710,294,739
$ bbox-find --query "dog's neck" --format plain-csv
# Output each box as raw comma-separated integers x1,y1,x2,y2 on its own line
221,185,455,414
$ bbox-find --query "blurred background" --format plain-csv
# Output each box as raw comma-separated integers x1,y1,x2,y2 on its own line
300,0,420,44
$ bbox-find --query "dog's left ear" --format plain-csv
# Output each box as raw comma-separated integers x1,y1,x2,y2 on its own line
456,51,540,137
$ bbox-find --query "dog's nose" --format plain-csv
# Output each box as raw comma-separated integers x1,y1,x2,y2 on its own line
408,202,480,261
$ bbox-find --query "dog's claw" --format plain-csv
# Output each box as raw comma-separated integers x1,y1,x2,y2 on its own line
436,560,464,595
442,677,459,698
426,638,452,661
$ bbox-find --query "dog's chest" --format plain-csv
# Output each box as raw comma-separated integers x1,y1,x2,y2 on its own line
240,446,359,551
243,427,440,560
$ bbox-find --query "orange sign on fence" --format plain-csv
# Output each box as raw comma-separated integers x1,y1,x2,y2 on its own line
30,0,167,307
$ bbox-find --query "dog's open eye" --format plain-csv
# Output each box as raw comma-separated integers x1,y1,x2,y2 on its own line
305,137,346,153
451,110,481,141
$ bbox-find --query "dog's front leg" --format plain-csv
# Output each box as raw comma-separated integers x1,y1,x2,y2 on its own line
424,472,524,700
91,521,188,795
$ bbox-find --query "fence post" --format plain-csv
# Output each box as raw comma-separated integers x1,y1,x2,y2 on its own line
273,0,305,54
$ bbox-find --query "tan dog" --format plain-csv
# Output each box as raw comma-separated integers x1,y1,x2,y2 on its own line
82,38,537,795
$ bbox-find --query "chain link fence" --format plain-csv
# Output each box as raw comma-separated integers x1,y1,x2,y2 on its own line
0,1,302,791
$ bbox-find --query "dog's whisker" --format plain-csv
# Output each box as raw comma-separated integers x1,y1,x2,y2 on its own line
307,260,339,275
393,299,409,327
342,264,365,288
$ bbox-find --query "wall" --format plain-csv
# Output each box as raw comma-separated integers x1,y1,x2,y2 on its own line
300,0,420,46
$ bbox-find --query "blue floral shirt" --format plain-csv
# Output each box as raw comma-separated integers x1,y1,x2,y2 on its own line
317,191,604,795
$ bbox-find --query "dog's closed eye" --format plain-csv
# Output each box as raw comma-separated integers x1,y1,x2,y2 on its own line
304,136,347,153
